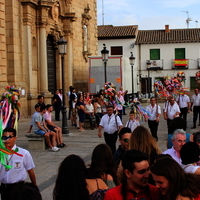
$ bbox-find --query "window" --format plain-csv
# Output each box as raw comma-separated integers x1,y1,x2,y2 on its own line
150,49,160,60
111,46,123,55
155,77,164,83
175,48,185,59
190,77,198,91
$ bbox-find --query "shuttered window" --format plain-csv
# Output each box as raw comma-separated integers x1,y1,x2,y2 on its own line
150,49,160,60
175,48,185,59
111,46,123,55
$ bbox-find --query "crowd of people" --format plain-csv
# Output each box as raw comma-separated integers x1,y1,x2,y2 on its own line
53,125,200,200
2,86,200,200
1,124,200,200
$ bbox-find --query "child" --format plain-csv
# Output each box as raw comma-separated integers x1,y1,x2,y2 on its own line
125,110,140,132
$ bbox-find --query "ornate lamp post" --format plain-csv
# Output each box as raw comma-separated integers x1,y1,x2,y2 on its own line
129,52,135,101
57,36,69,135
101,44,109,83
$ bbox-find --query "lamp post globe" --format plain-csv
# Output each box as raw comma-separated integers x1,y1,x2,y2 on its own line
57,36,68,55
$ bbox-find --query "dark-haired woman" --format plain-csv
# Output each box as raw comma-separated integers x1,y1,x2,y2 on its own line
151,157,200,200
180,142,200,175
53,154,108,200
76,95,85,131
88,144,118,188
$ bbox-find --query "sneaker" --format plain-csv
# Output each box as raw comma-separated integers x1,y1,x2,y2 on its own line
49,147,60,152
57,143,67,148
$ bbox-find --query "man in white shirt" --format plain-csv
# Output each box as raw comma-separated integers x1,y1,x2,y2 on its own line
163,129,186,165
145,97,161,141
164,97,181,134
176,93,191,125
191,89,200,129
98,106,123,154
0,128,36,200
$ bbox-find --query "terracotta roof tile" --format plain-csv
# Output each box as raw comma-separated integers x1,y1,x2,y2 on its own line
98,25,138,39
135,28,200,44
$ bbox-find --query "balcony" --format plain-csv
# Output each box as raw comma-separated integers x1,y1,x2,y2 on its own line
172,59,188,69
146,60,163,70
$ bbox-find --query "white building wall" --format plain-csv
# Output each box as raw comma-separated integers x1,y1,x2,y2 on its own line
138,42,200,92
98,39,137,93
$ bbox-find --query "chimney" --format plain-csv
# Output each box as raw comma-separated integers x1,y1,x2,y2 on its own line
165,25,170,33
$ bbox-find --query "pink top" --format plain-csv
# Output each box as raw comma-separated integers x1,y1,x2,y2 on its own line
43,111,52,121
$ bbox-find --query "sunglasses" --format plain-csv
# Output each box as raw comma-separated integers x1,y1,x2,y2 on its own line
2,135,15,141
122,138,129,143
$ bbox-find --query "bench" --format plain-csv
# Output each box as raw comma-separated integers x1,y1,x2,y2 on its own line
84,116,96,128
25,133,45,150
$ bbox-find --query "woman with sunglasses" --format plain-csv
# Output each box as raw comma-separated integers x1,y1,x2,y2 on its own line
151,157,200,200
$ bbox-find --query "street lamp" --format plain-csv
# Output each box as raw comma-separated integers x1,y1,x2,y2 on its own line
57,36,69,135
101,44,109,83
146,60,151,98
129,52,135,101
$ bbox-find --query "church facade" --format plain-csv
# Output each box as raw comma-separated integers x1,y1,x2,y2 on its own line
0,0,98,116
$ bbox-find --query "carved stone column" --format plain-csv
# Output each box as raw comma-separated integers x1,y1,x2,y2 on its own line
61,12,76,88
21,2,33,95
39,26,49,94
37,2,53,95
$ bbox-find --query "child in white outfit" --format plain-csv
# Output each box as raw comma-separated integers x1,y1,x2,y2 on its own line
125,110,140,132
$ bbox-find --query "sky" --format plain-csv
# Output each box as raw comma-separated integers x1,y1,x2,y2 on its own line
97,0,200,30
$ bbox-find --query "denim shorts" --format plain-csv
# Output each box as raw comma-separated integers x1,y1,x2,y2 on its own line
35,129,46,136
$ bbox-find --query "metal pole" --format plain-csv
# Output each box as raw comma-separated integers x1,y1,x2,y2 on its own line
148,70,150,98
61,55,69,134
131,65,134,100
104,60,107,83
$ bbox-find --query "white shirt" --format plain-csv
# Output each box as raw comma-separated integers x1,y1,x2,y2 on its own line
164,103,180,120
85,103,94,113
191,94,200,106
146,104,161,121
125,120,140,132
0,145,35,184
99,114,122,134
58,93,62,102
94,103,102,113
176,94,190,108
181,164,200,174
162,146,182,165
163,100,178,110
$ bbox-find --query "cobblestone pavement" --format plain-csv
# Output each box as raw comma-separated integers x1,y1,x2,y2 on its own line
14,103,197,200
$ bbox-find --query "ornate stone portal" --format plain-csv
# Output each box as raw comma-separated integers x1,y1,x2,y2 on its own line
0,0,98,117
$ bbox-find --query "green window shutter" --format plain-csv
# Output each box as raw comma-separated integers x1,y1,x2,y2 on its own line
190,77,198,91
150,49,160,60
175,48,185,59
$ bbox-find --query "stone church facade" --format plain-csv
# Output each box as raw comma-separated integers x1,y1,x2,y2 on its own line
0,0,98,117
